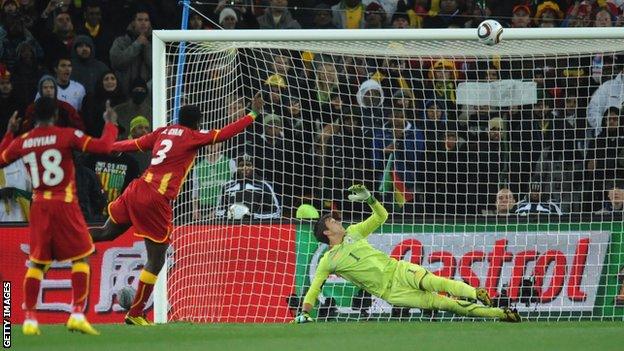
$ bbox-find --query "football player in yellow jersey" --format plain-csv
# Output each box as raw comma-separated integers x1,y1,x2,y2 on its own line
293,185,520,323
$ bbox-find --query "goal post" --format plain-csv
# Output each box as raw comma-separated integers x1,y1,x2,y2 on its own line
152,27,624,323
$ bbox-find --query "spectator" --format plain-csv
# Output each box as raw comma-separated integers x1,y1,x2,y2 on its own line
510,4,531,28
76,0,115,66
356,78,385,132
595,7,615,27
515,183,563,215
342,56,369,103
257,0,301,29
375,108,426,209
534,1,563,28
428,58,458,110
75,158,107,222
33,10,75,68
22,75,85,132
371,57,416,105
71,35,109,94
192,143,236,221
189,12,211,30
470,117,510,214
364,2,386,28
127,115,151,173
423,0,464,28
562,1,592,27
309,3,336,29
84,133,140,215
322,113,374,217
35,55,86,112
0,15,43,70
599,180,624,213
363,0,399,19
215,156,281,220
585,107,624,210
82,70,126,137
110,9,152,94
425,128,469,215
252,113,295,213
0,64,22,135
332,0,366,29
218,7,238,29
587,60,624,138
16,0,38,30
491,188,518,216
213,1,259,29
391,10,410,29
0,158,31,222
113,77,151,139
9,41,44,108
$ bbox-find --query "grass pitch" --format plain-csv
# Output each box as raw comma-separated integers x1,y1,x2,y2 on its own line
11,322,624,351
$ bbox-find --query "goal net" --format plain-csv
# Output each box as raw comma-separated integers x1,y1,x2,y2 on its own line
153,28,624,322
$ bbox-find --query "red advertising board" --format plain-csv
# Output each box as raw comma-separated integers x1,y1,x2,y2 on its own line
0,226,151,324
1,224,297,324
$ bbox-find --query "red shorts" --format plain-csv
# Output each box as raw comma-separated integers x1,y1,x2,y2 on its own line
29,201,94,264
108,179,173,243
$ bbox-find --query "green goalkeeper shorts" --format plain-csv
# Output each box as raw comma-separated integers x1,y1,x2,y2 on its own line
382,260,431,308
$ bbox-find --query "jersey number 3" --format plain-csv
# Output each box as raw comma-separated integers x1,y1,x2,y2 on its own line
23,149,64,189
151,139,173,165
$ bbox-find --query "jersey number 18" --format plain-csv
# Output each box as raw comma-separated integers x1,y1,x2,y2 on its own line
23,149,64,189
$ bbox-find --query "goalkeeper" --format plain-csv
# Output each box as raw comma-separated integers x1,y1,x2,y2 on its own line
293,185,521,323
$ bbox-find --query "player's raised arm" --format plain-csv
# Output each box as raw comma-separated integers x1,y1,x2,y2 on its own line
190,93,264,147
346,184,389,239
0,112,24,168
73,100,119,154
293,256,331,324
0,111,20,152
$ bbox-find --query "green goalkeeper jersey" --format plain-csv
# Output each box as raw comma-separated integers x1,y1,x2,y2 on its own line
303,201,393,307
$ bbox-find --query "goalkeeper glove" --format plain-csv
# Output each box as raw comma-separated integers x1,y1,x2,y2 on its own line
292,312,314,324
347,184,375,205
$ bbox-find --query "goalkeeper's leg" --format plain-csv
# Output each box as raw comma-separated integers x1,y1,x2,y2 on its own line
386,288,506,319
426,293,506,319
419,271,477,301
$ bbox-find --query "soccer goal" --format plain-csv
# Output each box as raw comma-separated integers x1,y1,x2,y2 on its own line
152,28,624,323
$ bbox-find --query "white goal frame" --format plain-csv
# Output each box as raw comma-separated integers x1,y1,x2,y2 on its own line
151,27,624,324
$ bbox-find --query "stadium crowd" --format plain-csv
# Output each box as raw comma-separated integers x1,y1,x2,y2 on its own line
1,0,624,223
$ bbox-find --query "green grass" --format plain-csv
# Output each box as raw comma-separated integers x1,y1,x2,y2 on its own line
10,322,624,351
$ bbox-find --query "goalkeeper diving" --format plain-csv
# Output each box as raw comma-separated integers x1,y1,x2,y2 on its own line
293,185,521,323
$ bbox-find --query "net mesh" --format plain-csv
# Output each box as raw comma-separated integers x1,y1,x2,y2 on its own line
163,35,624,322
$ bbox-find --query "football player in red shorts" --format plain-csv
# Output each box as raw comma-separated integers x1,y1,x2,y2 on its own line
89,93,264,325
0,97,119,335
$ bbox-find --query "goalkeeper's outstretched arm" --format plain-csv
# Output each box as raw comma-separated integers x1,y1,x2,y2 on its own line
347,184,388,239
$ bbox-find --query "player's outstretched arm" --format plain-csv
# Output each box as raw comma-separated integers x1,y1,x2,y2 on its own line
0,111,19,152
77,100,119,154
192,93,264,147
346,184,389,239
292,256,331,324
0,112,23,168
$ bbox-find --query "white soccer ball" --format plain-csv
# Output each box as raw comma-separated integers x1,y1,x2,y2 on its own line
228,203,250,220
477,19,503,46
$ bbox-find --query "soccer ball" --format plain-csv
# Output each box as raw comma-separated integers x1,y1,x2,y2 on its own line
477,19,503,46
117,286,136,311
228,203,250,220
